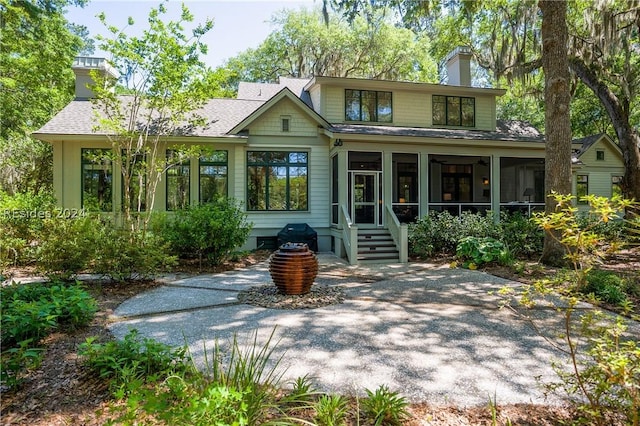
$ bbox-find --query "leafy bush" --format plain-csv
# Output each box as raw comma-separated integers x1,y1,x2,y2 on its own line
1,281,96,387
36,215,99,280
583,269,629,306
498,211,544,258
409,211,498,257
92,227,176,282
456,236,512,269
151,199,253,267
361,385,409,426
78,329,189,395
513,194,640,424
0,191,56,267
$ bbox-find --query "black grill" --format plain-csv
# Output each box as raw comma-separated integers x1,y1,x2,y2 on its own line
277,223,318,252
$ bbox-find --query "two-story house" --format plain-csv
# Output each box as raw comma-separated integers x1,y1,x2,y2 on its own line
33,49,625,264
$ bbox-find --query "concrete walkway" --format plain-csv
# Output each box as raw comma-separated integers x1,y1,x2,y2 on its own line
110,254,581,406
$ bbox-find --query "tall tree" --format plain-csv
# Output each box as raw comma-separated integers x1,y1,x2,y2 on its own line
567,0,640,202
538,0,572,264
91,2,216,232
0,0,90,195
220,8,438,89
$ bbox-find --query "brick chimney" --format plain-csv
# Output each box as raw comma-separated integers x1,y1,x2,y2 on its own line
72,57,118,99
444,47,472,87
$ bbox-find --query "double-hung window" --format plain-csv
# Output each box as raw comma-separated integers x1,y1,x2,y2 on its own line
432,95,475,127
345,89,392,122
247,151,308,211
200,150,228,203
82,148,113,212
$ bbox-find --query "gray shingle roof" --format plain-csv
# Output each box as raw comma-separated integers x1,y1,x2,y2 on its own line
237,77,312,106
34,97,266,138
330,119,544,142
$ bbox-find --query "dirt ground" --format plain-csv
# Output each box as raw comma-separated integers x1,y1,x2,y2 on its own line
2,249,638,425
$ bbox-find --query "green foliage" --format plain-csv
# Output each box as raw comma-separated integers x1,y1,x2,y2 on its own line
92,329,295,425
314,394,350,426
92,227,176,282
361,384,410,426
499,211,544,258
583,269,629,306
78,329,190,396
408,210,498,258
281,374,319,410
221,8,438,91
0,191,56,268
1,281,97,348
456,236,512,269
92,3,216,230
0,0,89,194
532,193,634,290
505,194,640,425
36,215,99,280
151,199,253,267
1,281,96,387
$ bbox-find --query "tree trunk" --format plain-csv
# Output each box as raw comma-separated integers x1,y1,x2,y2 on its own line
569,57,640,203
539,0,573,266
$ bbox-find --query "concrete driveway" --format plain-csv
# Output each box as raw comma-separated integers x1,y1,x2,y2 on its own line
110,254,583,406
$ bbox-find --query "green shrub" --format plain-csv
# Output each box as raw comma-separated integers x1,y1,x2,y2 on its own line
78,329,189,395
92,227,176,282
498,211,544,258
1,281,97,348
161,383,249,425
151,198,253,267
361,385,409,426
314,394,350,426
0,191,56,267
409,211,498,258
36,215,99,280
1,281,96,387
456,236,512,269
583,269,629,306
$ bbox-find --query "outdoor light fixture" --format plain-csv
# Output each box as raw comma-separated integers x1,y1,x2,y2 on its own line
333,138,343,147
482,177,489,185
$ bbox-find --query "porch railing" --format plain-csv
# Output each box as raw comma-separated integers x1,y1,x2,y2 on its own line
428,203,492,216
385,205,408,263
428,202,545,217
340,204,358,265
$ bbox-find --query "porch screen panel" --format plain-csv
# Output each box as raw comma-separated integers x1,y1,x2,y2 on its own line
392,153,419,223
82,148,113,212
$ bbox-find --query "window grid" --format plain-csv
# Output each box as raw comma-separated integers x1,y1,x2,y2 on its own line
166,150,190,211
247,151,308,211
199,150,228,203
577,175,589,204
345,89,392,123
432,95,475,127
81,148,113,212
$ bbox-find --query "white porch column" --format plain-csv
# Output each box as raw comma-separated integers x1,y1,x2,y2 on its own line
491,155,501,222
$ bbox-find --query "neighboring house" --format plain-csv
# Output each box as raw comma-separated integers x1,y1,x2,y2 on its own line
33,49,625,264
571,134,625,209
